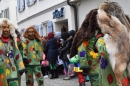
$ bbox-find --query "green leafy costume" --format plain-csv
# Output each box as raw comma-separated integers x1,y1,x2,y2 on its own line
22,38,44,86
0,39,25,86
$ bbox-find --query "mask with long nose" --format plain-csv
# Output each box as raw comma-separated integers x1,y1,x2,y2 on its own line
28,28,35,40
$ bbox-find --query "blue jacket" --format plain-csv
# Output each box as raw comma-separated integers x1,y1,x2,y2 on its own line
45,38,58,62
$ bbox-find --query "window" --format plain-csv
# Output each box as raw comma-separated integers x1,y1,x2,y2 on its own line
43,22,48,36
20,28,26,36
34,25,39,33
17,0,25,12
16,7,18,20
0,13,3,18
26,0,37,7
47,21,53,32
4,8,10,19
39,24,43,36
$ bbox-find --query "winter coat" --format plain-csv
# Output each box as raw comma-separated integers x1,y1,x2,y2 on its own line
60,32,72,61
45,38,58,62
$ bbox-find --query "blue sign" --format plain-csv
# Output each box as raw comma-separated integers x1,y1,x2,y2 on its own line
53,7,64,19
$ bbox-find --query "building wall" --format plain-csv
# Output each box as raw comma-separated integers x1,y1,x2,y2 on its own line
9,0,18,28
77,0,130,28
0,0,18,28
18,5,74,36
17,0,75,36
0,0,9,10
18,0,66,22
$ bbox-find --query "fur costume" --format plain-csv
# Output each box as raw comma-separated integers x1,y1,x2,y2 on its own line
97,1,130,86
98,1,130,32
70,9,103,86
70,9,100,58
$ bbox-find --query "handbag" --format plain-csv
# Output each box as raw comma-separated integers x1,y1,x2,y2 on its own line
41,60,49,66
41,52,49,66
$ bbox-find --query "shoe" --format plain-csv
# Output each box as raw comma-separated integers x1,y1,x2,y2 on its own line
44,75,48,78
50,70,55,79
63,76,71,80
54,69,59,78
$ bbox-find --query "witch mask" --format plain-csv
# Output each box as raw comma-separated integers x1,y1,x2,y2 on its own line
28,28,35,40
2,21,10,38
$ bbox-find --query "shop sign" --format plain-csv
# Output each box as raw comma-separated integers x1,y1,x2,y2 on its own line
53,7,64,19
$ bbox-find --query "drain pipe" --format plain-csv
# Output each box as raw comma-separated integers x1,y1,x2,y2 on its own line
67,0,78,31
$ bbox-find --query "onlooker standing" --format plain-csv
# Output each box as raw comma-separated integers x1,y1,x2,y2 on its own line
54,32,64,75
59,32,72,80
45,32,58,79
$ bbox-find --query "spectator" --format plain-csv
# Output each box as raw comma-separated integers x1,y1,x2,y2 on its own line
59,32,72,80
45,32,58,79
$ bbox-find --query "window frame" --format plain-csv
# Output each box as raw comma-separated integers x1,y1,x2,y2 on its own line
17,0,25,13
26,0,37,7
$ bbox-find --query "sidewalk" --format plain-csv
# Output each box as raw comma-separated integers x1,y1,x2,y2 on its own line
21,73,91,86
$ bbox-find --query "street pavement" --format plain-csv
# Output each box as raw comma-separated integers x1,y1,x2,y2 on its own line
21,73,91,86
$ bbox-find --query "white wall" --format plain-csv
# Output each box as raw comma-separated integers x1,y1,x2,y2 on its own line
9,0,18,28
18,0,66,22
0,0,18,28
78,0,130,28
0,0,9,11
18,5,74,36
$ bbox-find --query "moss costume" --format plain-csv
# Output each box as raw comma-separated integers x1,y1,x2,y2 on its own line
0,38,25,86
22,38,44,86
96,37,130,86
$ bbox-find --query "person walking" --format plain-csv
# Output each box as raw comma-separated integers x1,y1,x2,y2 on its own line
22,26,44,86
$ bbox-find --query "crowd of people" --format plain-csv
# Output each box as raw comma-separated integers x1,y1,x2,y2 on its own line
0,1,130,86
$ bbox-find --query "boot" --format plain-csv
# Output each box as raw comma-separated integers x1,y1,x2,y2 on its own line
54,69,59,78
79,82,86,86
50,70,55,79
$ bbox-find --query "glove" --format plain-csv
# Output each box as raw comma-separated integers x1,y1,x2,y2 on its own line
70,55,79,63
18,69,25,76
23,58,29,64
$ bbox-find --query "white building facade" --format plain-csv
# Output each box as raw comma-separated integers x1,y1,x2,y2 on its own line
17,0,76,36
0,0,18,28
17,0,130,36
76,0,130,28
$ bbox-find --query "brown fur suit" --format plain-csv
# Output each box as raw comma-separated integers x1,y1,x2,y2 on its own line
97,2,130,86
70,9,101,58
